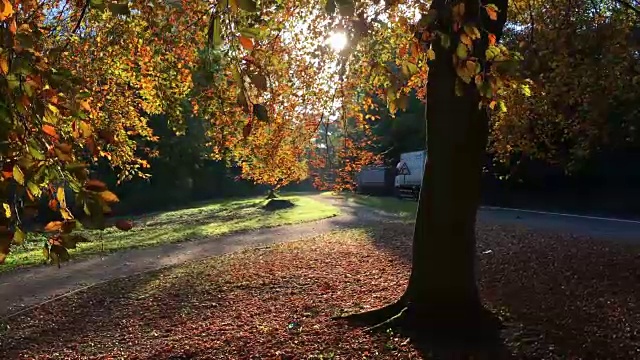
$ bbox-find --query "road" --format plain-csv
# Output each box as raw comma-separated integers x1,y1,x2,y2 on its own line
478,205,640,243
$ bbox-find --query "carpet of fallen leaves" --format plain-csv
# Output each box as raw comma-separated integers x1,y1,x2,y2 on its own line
1,222,639,359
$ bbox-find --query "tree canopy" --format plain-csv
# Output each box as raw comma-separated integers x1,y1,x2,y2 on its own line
1,0,639,263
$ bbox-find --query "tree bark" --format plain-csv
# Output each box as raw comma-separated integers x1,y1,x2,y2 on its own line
400,0,509,330
337,0,509,335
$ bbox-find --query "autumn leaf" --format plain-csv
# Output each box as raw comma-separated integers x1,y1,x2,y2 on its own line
239,35,254,50
0,52,8,75
0,0,14,21
426,48,436,61
13,228,25,245
48,199,59,211
488,33,497,46
79,100,91,112
45,221,64,232
460,34,472,46
84,179,107,192
2,203,10,218
42,124,58,138
456,43,468,60
100,190,120,203
57,187,67,209
115,219,133,231
12,164,24,185
485,4,499,20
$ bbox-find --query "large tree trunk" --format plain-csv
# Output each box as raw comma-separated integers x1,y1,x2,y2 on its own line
338,0,509,336
401,0,509,330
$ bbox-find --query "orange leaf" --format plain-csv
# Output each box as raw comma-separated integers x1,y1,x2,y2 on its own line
488,33,497,46
460,34,472,46
44,221,63,232
79,100,91,112
42,124,58,138
485,4,499,20
239,36,254,51
0,0,14,21
48,199,59,211
0,53,8,75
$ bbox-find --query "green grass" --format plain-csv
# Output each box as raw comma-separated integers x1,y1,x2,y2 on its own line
322,191,418,218
1,195,340,272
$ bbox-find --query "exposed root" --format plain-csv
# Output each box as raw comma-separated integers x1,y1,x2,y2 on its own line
364,306,408,332
332,297,407,326
337,300,504,346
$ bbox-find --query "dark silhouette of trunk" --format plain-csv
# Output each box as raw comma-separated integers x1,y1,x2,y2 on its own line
338,0,509,336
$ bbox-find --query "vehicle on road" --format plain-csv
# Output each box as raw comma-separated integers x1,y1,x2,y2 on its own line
394,149,427,200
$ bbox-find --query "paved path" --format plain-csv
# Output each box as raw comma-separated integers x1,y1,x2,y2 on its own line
0,196,392,317
2,194,639,318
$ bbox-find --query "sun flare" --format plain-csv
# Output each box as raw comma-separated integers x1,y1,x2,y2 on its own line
326,31,348,52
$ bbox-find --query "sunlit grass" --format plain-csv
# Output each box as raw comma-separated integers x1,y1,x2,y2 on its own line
1,195,340,272
322,191,417,218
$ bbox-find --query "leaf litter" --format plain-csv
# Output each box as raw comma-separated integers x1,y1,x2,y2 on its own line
0,222,639,359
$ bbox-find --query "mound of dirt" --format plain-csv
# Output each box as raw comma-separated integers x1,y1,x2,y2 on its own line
262,199,295,211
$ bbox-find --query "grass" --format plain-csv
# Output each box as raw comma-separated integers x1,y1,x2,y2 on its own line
322,191,417,218
1,195,339,272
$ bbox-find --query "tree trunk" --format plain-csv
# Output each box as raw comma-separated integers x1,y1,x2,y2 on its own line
404,52,489,326
336,0,509,337
400,0,509,330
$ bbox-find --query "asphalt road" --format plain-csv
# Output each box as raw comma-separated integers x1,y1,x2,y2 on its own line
478,206,640,244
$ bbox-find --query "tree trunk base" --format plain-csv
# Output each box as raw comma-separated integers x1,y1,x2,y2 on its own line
336,300,503,344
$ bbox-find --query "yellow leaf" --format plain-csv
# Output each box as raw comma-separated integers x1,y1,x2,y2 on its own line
13,228,25,245
12,164,24,185
79,121,92,137
464,25,481,40
2,203,10,218
456,42,468,60
79,100,91,112
426,48,436,61
60,207,74,220
0,0,14,21
57,187,67,209
489,100,497,110
100,190,119,203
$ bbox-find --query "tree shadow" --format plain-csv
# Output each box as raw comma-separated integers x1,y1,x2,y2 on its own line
354,219,640,359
